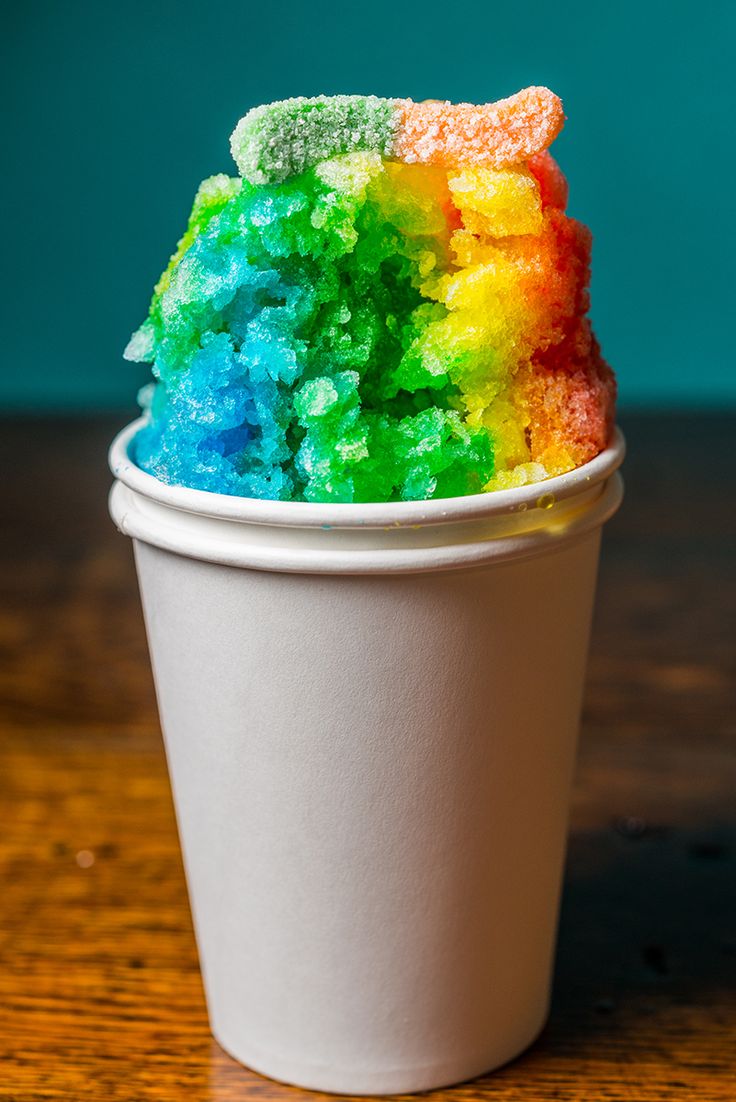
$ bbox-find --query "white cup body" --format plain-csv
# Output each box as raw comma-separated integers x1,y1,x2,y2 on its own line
110,421,624,1094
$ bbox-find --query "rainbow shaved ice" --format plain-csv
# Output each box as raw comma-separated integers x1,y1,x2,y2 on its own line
127,90,615,502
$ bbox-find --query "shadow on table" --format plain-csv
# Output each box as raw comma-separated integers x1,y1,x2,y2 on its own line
555,819,736,1009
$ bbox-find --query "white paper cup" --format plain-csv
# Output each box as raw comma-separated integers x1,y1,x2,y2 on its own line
109,419,624,1095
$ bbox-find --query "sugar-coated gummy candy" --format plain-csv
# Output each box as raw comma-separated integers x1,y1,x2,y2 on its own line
127,89,615,502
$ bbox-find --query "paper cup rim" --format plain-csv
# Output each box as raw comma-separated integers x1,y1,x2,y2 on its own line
109,417,625,531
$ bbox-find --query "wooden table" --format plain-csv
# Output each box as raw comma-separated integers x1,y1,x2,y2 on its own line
1,414,734,1101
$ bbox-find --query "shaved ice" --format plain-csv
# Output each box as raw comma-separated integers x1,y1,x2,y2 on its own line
126,89,615,502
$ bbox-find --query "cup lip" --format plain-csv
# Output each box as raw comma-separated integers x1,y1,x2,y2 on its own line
109,417,625,531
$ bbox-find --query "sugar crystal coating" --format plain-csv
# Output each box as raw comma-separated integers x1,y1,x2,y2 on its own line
230,88,564,186
394,88,564,171
230,96,400,185
127,90,615,502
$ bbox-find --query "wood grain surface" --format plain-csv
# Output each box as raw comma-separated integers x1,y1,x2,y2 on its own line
1,414,734,1101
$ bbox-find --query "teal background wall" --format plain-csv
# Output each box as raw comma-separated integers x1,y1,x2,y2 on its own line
3,0,733,411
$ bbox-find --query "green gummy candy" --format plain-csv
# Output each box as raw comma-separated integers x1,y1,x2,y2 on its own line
230,96,400,185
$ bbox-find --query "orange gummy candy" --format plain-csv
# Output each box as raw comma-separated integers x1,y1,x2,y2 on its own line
394,87,565,171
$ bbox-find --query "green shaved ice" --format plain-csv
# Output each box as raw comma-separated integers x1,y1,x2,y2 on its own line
129,152,499,501
126,175,243,364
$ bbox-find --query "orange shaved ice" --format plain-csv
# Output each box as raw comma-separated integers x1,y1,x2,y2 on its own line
528,150,569,210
